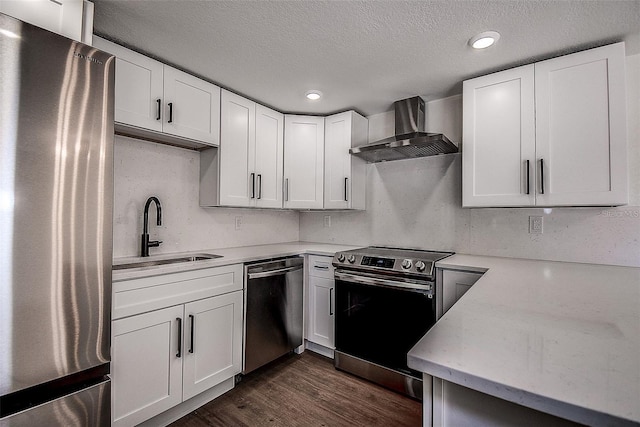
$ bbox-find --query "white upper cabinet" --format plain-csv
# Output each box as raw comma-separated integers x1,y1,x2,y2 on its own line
463,42,627,207
255,104,284,208
218,90,283,208
163,66,220,145
219,90,255,207
534,43,627,206
462,65,536,207
284,115,325,209
324,111,368,210
0,0,93,43
94,37,164,132
93,37,220,147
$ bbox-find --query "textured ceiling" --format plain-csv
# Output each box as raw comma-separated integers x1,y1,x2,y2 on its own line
93,0,640,116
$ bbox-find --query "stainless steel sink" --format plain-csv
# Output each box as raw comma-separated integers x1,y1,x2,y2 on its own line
113,253,222,270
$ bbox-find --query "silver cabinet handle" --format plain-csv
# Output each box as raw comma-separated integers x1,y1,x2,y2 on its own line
539,158,545,194
329,288,334,315
257,174,262,199
525,160,530,195
248,265,302,279
285,178,289,201
250,173,255,199
344,177,349,202
314,265,329,270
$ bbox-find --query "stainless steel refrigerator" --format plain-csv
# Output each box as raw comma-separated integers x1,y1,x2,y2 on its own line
0,14,114,426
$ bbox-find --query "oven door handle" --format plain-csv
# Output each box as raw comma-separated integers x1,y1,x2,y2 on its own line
335,270,432,294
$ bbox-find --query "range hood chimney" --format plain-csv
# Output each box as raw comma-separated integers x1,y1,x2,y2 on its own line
350,97,458,163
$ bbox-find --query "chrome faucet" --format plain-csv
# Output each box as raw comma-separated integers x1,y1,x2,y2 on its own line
141,196,162,257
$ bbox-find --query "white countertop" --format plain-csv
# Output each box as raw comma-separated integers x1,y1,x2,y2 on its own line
408,254,640,426
113,241,361,281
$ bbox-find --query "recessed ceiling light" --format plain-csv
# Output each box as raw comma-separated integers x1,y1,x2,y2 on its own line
306,90,322,100
469,31,500,49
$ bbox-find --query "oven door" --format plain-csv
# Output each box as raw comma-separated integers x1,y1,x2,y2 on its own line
334,270,436,378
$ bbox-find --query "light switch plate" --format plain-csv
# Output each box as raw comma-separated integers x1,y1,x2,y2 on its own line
529,216,543,234
235,216,242,230
324,215,331,228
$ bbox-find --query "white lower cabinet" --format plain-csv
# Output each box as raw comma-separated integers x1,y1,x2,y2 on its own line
111,264,243,426
430,378,581,427
182,292,243,400
436,268,483,319
306,256,335,349
112,306,183,426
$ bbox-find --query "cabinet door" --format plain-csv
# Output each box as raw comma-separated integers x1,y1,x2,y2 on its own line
182,291,243,401
93,37,164,132
219,90,255,207
111,305,183,427
535,43,627,206
441,270,482,316
255,104,284,208
308,276,335,349
324,111,368,210
0,0,84,41
462,65,536,207
163,66,221,145
324,112,352,209
284,115,325,209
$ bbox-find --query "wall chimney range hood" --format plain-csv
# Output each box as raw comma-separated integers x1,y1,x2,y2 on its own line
350,97,458,163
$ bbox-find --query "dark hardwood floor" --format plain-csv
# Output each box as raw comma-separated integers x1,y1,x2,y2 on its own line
170,351,422,427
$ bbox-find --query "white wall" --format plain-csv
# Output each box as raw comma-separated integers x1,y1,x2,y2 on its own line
299,54,640,267
113,136,299,258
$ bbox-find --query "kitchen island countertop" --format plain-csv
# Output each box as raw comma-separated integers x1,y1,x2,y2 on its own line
408,254,640,426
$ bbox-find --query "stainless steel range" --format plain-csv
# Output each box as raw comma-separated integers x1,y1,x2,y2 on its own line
332,246,453,400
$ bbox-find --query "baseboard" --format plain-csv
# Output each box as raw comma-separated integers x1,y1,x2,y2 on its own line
305,340,335,359
139,378,235,427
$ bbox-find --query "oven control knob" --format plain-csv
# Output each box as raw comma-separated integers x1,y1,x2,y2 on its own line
401,259,412,269
337,253,346,263
347,255,356,264
415,261,426,272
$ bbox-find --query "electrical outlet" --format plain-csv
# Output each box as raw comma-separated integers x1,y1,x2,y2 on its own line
235,216,242,230
529,216,543,234
323,215,331,228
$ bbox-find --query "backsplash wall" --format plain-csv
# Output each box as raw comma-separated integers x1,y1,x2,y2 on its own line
300,54,640,267
113,136,299,258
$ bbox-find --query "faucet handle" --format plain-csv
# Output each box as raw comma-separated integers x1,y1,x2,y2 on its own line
148,240,162,248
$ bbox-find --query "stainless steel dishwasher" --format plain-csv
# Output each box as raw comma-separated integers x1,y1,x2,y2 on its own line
243,257,304,374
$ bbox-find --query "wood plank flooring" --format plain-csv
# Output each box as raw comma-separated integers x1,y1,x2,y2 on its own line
170,351,422,427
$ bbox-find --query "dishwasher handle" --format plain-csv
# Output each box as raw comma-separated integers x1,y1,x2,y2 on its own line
248,265,303,280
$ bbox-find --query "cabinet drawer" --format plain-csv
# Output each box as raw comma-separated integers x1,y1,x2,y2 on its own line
113,264,243,320
308,255,335,279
